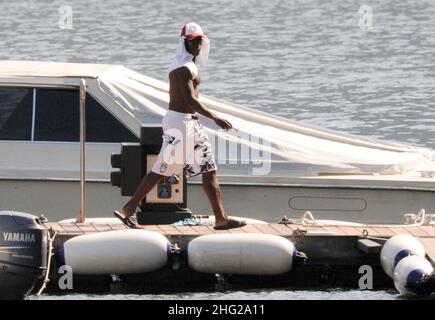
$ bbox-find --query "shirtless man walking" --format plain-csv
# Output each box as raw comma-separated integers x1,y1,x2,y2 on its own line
114,22,246,230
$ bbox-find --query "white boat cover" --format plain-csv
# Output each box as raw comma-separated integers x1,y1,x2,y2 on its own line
2,61,433,178
94,65,435,177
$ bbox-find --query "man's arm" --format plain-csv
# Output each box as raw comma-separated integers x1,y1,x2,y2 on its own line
175,67,233,131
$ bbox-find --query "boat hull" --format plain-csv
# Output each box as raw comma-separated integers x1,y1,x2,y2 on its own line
1,178,434,224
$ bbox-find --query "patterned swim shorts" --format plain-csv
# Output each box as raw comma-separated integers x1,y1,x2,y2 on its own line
151,110,217,178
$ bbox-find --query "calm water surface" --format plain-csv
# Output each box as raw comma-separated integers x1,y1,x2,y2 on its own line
28,288,400,300
2,0,435,299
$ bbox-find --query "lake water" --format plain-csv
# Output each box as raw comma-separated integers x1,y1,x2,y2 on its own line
2,0,434,300
28,288,399,300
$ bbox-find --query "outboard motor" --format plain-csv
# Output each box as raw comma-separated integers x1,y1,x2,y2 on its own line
0,211,48,299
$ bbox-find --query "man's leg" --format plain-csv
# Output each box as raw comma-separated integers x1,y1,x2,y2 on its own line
202,171,227,225
202,171,247,228
117,171,164,218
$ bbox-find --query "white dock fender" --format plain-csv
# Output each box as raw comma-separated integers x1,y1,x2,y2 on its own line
187,233,302,275
393,255,433,295
380,234,426,278
62,229,170,275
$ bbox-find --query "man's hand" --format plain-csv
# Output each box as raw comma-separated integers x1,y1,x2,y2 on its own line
214,117,233,131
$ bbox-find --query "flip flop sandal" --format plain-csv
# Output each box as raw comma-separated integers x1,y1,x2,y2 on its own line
114,210,141,229
213,218,247,230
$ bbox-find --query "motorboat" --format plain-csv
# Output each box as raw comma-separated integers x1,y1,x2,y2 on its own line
1,60,435,223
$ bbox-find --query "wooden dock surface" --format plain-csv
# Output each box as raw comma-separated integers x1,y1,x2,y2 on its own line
44,221,435,238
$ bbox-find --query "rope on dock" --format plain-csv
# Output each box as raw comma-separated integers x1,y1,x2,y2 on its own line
169,243,181,253
36,228,58,296
279,209,432,228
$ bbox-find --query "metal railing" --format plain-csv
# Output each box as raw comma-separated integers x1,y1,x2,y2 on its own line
76,79,87,223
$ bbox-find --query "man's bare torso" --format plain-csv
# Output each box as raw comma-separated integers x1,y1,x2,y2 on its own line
168,67,200,114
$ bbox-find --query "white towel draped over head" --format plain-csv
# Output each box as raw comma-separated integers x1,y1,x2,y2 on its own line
168,22,210,78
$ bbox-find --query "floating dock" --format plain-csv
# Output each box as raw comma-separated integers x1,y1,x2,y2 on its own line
41,220,435,294
1,208,434,299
